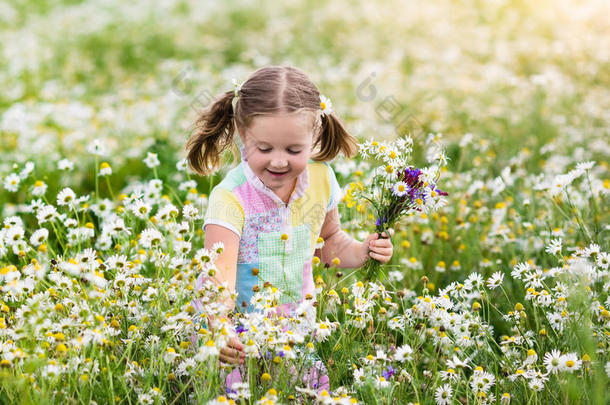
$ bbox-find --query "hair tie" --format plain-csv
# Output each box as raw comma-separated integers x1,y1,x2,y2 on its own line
320,94,333,117
231,78,243,98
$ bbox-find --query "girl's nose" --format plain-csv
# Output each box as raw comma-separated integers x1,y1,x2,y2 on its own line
270,154,288,168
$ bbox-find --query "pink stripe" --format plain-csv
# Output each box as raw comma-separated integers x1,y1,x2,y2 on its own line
301,260,314,298
233,182,277,214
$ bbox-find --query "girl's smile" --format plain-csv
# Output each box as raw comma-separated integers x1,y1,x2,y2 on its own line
267,169,288,177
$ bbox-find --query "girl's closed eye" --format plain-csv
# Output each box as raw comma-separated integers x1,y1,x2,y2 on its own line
258,147,302,155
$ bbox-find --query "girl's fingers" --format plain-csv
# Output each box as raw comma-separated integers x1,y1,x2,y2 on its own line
229,340,244,351
369,251,390,263
220,347,242,364
220,354,236,364
369,240,393,248
370,247,393,255
377,229,394,238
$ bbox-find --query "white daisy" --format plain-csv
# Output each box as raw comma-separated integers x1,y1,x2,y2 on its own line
176,158,188,171
99,162,112,176
57,158,74,171
4,226,25,246
195,340,219,361
87,139,107,156
182,203,200,221
3,173,20,192
29,228,49,246
543,349,562,374
315,237,325,249
163,347,179,363
320,94,333,116
139,228,164,249
528,378,545,391
56,187,76,206
486,271,504,289
560,353,581,373
434,383,453,405
576,161,595,171
596,252,609,270
545,238,562,255
392,181,409,197
374,375,391,389
143,152,160,168
31,180,47,196
394,344,413,362
131,200,152,219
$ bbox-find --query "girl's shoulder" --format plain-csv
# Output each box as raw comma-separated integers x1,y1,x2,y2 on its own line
306,161,341,208
307,160,334,178
212,164,247,192
307,161,338,185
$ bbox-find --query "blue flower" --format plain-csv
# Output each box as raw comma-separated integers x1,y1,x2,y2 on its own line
382,365,396,379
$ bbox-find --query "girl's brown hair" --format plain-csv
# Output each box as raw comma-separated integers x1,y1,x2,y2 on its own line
186,65,357,175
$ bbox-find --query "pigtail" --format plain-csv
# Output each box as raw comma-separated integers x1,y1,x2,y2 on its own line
186,91,236,175
312,112,358,161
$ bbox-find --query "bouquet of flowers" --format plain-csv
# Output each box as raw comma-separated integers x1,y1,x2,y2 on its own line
355,134,449,280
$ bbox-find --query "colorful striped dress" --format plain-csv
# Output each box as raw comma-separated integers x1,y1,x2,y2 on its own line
198,147,342,315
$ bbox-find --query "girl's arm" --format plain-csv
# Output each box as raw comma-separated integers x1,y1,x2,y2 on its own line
317,207,393,268
203,224,245,364
203,224,240,311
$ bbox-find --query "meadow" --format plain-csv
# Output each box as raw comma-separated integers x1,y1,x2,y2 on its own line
0,0,609,403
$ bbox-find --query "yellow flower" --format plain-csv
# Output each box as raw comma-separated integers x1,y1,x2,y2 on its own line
280,233,289,241
315,237,325,249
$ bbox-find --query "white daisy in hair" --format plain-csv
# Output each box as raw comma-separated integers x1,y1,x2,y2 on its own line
320,94,332,116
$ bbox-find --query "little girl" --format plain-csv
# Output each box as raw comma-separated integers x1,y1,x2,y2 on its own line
186,66,394,389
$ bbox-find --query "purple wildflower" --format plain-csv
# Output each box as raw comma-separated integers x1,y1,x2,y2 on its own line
382,365,396,379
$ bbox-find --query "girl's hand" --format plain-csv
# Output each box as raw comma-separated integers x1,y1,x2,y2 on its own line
362,229,394,264
219,335,245,364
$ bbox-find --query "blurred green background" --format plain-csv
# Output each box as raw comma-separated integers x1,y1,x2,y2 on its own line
2,0,608,201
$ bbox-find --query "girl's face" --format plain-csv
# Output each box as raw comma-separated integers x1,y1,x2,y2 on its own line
241,112,316,201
